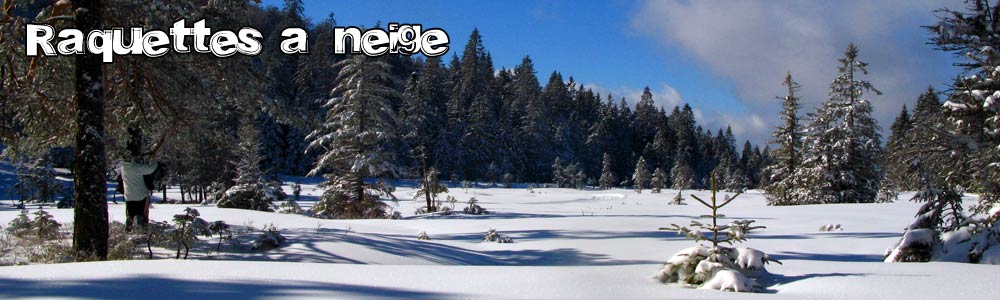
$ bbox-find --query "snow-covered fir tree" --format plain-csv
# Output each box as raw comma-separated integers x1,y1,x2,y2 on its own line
763,72,803,205
632,156,650,193
552,157,566,188
886,0,1000,265
598,153,616,190
713,127,745,192
671,137,697,190
650,168,667,193
644,121,675,181
793,44,883,204
307,54,400,219
656,173,779,292
924,0,1000,213
670,105,698,189
884,104,913,191
400,56,448,182
217,120,283,212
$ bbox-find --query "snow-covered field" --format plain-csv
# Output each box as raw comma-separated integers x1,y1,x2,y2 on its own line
0,177,998,299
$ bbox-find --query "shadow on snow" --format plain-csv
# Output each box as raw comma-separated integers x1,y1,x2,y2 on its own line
227,227,667,266
0,276,454,300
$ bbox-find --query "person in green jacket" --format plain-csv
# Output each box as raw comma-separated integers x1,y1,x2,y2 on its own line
121,136,158,231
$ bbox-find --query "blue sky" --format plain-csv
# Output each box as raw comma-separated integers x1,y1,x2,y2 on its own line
260,0,962,145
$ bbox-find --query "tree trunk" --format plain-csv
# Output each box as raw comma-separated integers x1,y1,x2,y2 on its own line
421,159,433,212
71,0,109,261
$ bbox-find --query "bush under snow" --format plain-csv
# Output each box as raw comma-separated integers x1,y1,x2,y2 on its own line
463,198,489,215
217,180,285,212
483,228,513,243
252,224,287,251
654,245,778,292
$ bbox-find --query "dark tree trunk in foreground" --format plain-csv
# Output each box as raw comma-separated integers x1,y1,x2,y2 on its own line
72,0,109,261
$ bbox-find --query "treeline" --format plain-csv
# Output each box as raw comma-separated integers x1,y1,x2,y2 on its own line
762,0,999,213
194,1,772,191
1,0,769,205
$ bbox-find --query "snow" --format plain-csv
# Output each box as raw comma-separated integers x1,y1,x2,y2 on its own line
0,173,998,299
734,247,770,271
883,228,937,262
937,227,973,262
699,269,757,292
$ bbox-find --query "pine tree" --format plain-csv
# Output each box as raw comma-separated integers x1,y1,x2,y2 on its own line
650,168,667,193
233,121,266,187
586,97,615,178
308,55,399,219
218,120,279,212
763,72,803,205
712,127,743,192
509,57,545,181
887,1,1000,261
634,87,660,146
670,106,697,189
924,0,1000,213
72,0,110,260
795,44,883,204
491,69,519,183
633,156,650,193
885,104,914,191
552,157,566,187
452,29,497,180
599,153,616,190
548,72,583,166
738,141,756,188
795,105,839,204
264,0,307,107
400,56,449,187
891,88,948,192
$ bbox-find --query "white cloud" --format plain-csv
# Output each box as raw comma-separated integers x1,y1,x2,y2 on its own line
630,0,962,144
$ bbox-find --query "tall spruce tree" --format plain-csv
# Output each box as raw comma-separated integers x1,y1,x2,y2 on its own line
670,106,697,189
764,72,803,205
451,29,497,180
885,105,914,191
308,55,399,219
400,56,449,186
796,44,883,204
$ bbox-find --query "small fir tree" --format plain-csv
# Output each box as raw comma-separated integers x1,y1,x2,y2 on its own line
632,156,650,193
598,153,616,190
650,168,667,193
218,121,280,212
655,173,779,292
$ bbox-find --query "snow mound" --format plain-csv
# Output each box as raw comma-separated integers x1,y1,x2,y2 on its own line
698,269,759,293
